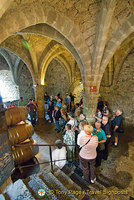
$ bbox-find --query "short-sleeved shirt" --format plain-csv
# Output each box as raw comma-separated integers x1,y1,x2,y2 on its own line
98,111,102,119
93,128,107,141
18,101,25,106
63,130,75,146
26,103,37,112
67,119,78,129
52,147,66,169
77,130,86,147
56,102,62,108
79,135,98,159
112,115,123,128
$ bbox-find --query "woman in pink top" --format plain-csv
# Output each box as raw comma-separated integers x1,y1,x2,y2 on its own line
79,125,98,183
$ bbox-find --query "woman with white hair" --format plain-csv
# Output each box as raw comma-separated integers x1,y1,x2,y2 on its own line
79,114,86,129
111,109,123,147
56,99,62,109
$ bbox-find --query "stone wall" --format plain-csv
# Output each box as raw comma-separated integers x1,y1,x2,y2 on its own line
0,70,19,102
17,64,35,104
0,51,35,105
100,52,134,125
45,59,70,99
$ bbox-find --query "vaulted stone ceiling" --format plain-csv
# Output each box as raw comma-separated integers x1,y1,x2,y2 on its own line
101,32,134,87
0,33,80,86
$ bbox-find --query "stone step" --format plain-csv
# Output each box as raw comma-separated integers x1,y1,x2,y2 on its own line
23,174,57,200
97,174,113,188
53,166,85,200
72,164,106,191
4,179,36,200
40,169,78,200
53,165,96,200
62,165,101,190
97,173,127,189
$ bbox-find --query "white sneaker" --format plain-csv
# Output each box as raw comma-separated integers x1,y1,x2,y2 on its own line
91,177,96,184
114,143,118,147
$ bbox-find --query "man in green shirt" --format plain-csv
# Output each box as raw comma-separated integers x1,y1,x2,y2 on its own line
18,97,25,106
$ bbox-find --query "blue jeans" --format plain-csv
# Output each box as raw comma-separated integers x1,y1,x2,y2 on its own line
29,111,36,126
55,120,60,131
61,118,66,127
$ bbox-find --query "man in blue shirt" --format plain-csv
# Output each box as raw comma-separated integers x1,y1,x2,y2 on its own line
111,109,123,147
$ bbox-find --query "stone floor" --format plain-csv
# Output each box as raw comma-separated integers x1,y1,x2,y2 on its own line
12,119,134,199
33,119,64,170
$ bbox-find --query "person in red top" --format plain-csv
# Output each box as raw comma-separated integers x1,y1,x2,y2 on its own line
9,101,16,108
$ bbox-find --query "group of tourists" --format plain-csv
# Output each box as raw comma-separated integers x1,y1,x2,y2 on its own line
8,93,123,184
50,95,123,184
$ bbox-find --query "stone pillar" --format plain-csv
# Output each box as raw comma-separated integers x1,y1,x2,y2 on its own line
34,84,44,119
83,82,100,125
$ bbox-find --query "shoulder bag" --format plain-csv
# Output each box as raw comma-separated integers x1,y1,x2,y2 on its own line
79,136,92,151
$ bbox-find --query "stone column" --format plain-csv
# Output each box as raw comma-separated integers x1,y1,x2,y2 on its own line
83,81,100,125
34,84,44,119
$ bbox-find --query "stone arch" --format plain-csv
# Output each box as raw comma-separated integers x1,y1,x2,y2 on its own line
0,2,91,85
100,36,134,88
20,25,87,83
14,60,25,85
0,46,35,86
0,0,13,18
69,80,82,92
113,42,134,86
13,57,21,84
0,48,13,76
40,44,70,85
100,15,134,79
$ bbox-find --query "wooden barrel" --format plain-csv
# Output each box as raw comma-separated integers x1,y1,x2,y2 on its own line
8,122,34,146
5,106,28,126
12,139,39,165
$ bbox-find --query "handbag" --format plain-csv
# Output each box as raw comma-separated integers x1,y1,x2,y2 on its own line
98,143,105,151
